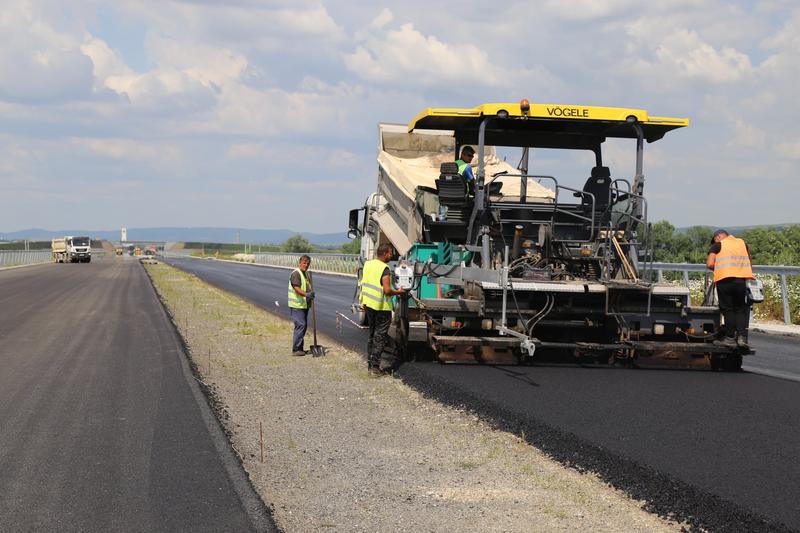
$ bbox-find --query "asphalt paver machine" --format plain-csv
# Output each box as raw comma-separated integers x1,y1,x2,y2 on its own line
349,100,746,370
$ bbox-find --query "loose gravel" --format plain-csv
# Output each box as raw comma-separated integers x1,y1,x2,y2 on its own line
146,263,685,532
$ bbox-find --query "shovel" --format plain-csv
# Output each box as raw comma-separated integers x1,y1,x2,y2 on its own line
308,275,325,357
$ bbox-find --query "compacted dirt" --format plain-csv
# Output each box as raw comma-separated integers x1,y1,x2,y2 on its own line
146,263,685,532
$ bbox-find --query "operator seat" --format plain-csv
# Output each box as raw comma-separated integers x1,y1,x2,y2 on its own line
582,166,612,213
435,162,471,223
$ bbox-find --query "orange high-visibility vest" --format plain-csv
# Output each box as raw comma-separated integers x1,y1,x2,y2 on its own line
713,236,753,282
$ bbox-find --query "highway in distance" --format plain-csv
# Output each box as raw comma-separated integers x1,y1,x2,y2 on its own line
0,258,274,532
165,255,800,532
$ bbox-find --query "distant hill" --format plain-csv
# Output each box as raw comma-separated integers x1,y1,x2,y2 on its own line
0,227,350,246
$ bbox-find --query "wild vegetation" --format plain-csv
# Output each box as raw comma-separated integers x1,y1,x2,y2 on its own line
649,222,799,324
650,222,800,265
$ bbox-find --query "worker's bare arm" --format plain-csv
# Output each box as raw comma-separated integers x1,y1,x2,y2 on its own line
293,285,309,297
381,274,405,296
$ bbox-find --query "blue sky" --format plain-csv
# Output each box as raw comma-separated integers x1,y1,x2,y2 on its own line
1,0,798,233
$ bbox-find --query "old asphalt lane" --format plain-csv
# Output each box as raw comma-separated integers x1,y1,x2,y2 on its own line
165,256,800,532
0,258,274,532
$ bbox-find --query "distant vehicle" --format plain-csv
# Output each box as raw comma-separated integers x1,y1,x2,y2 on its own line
52,236,91,263
140,253,158,265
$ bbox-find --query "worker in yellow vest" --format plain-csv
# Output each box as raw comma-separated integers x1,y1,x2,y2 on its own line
455,146,476,195
706,229,754,349
288,255,313,356
359,243,406,375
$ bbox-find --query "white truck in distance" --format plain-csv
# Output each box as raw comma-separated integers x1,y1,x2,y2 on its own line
52,236,92,263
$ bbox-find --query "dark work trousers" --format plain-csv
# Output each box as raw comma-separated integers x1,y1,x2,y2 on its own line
366,307,392,369
716,277,750,339
290,308,309,352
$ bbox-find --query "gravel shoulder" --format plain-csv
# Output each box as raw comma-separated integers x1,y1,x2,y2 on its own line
146,262,684,532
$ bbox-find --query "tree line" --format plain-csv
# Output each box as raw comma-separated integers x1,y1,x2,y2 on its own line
650,222,800,266
289,223,800,266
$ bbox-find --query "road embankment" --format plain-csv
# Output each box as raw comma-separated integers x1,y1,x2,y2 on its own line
145,261,684,532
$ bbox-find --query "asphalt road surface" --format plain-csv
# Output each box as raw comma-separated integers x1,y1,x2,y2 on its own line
741,332,800,381
0,258,274,532
165,256,800,532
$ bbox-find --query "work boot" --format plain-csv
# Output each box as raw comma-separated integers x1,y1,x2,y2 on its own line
736,335,750,350
292,350,306,356
713,337,737,349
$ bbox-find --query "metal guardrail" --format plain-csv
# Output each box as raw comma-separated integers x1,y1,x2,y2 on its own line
647,262,800,325
0,250,52,267
161,251,360,275
252,252,359,275
0,250,107,268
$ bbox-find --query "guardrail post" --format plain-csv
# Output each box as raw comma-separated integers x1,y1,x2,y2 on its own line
780,274,791,325
682,270,689,287
657,269,663,282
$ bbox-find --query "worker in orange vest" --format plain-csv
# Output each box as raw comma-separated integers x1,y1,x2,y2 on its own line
706,229,754,349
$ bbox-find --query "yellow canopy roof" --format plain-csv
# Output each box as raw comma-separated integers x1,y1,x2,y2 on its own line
408,102,688,145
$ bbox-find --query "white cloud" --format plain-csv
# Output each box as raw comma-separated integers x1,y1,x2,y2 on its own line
630,28,752,83
759,7,800,77
775,139,800,160
269,5,344,40
80,33,246,111
145,34,249,87
226,142,268,159
0,3,94,102
80,37,135,92
538,0,638,21
728,117,766,149
2,1,799,231
325,149,358,168
343,8,565,95
344,18,510,87
117,1,344,46
370,8,393,29
761,7,800,51
211,84,339,136
71,137,180,164
225,142,358,170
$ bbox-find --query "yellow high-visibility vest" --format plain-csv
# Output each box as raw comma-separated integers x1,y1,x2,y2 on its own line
288,268,309,309
359,259,393,311
714,236,754,282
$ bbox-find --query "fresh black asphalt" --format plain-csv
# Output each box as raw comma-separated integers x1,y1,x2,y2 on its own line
742,331,800,381
0,258,275,532
165,256,800,532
